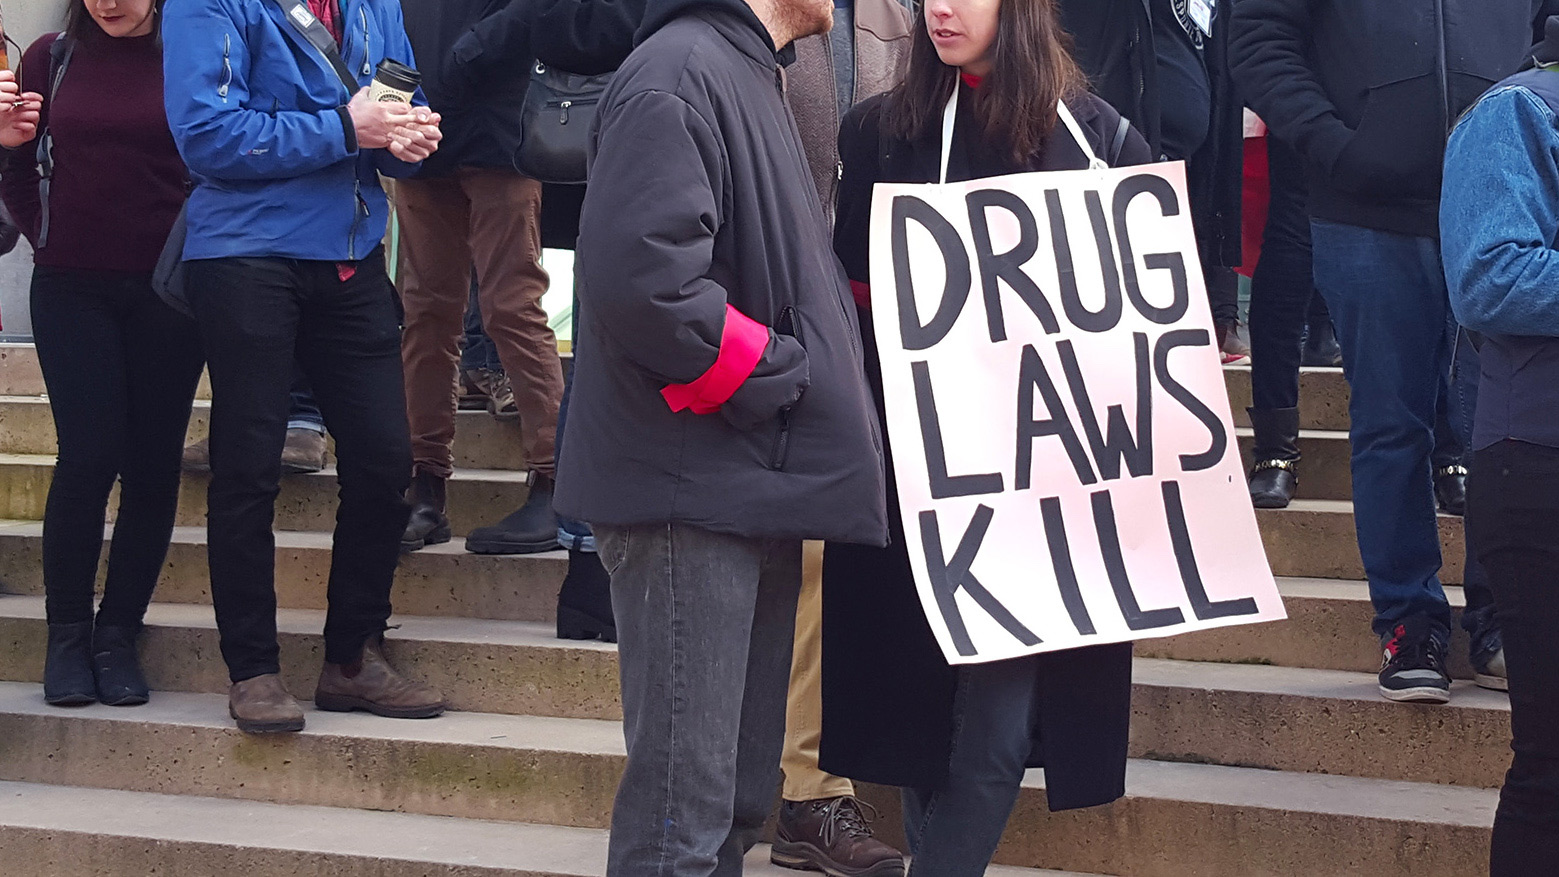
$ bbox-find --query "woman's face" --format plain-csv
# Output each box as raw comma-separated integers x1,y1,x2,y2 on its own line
925,0,1001,77
84,0,157,38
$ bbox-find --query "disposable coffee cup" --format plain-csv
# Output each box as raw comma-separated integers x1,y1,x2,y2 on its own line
368,59,420,103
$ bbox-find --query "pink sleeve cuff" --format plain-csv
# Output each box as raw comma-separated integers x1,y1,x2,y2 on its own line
661,304,770,415
850,280,872,309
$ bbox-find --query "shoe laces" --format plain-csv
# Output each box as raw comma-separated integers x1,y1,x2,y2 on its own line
814,795,879,847
1385,624,1445,671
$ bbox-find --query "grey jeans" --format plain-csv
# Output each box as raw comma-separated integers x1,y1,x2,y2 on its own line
596,522,803,877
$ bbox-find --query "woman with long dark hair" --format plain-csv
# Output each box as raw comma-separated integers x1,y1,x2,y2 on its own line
821,0,1151,872
0,0,202,707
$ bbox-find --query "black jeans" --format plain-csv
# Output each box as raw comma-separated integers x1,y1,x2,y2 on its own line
1247,138,1316,417
1467,439,1559,874
30,267,204,627
186,251,411,683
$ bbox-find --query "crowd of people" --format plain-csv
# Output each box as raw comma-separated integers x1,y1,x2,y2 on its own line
0,0,1555,873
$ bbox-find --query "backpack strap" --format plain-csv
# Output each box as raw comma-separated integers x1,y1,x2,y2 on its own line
34,33,74,250
1109,114,1132,166
268,0,362,95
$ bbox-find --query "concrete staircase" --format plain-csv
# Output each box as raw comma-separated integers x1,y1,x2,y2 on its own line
0,341,1504,876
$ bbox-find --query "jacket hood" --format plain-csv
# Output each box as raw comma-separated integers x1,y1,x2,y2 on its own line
635,0,784,59
1531,16,1559,68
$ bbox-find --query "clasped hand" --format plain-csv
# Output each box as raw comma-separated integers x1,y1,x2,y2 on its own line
347,87,442,162
0,71,44,149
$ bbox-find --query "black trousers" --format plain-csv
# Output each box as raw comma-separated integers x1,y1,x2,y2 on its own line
30,267,204,628
186,250,411,683
1247,137,1320,416
1468,439,1559,874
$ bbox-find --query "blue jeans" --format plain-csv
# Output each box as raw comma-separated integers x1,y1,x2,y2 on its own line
596,523,801,876
1312,220,1470,638
902,656,1040,876
287,370,325,434
459,273,502,374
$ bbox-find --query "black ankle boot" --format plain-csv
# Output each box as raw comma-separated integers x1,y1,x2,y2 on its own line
1435,465,1468,516
44,621,97,706
1247,407,1301,509
557,549,616,643
92,623,150,706
465,471,561,555
1302,321,1344,367
402,470,452,553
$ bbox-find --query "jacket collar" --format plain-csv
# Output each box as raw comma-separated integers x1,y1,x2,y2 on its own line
856,0,913,42
1532,15,1559,68
637,0,795,67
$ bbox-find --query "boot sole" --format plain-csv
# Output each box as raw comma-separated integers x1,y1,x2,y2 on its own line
1379,684,1451,704
465,537,560,555
314,692,446,719
45,692,97,707
280,462,325,475
99,691,150,707
400,526,454,554
557,605,617,643
230,709,305,734
1250,495,1293,510
770,841,905,877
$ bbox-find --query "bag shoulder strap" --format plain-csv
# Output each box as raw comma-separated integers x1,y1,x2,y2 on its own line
940,90,1111,183
268,0,360,95
34,34,74,249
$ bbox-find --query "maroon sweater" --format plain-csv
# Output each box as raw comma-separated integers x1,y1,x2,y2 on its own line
0,29,186,273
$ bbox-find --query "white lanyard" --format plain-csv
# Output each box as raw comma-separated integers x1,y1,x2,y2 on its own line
938,85,1109,184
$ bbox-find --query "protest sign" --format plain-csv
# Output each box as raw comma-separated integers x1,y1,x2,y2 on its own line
868,161,1284,665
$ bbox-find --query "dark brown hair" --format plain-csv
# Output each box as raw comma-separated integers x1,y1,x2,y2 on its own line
885,0,1086,166
64,0,166,42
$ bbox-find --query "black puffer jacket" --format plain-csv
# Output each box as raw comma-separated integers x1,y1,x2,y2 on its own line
1232,0,1556,237
555,0,889,544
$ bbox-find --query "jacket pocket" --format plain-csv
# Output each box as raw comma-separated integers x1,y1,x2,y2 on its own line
769,306,806,471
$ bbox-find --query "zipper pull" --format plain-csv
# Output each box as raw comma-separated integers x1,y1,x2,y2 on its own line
560,100,572,124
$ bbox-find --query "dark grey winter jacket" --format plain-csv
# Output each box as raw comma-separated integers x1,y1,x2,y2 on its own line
555,0,889,545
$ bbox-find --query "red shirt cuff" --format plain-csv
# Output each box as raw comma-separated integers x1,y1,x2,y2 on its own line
850,280,871,309
661,304,770,415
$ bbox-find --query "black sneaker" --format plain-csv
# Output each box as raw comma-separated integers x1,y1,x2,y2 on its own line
1470,628,1509,692
1378,621,1451,703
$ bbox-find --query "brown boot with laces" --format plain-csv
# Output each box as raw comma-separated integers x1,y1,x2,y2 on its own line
772,795,906,876
315,637,445,719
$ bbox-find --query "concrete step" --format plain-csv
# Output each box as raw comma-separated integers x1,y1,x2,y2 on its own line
0,783,1090,877
1236,427,1351,500
1140,578,1480,678
1259,499,1466,585
1225,364,1350,432
0,454,533,536
0,522,568,622
0,603,1511,788
0,685,1494,876
0,395,529,471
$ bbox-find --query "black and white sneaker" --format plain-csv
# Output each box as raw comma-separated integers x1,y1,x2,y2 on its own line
1470,628,1509,692
1378,620,1451,704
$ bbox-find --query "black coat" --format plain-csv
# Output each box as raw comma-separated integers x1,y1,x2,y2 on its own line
401,0,529,176
556,0,889,544
820,89,1148,810
1231,0,1556,238
1060,0,1243,270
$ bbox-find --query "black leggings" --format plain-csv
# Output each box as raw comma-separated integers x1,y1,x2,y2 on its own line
1468,439,1559,874
30,266,204,627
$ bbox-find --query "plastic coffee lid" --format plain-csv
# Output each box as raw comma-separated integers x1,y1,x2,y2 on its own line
375,59,421,90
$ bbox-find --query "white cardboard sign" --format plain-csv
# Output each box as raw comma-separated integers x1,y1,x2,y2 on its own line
867,161,1285,664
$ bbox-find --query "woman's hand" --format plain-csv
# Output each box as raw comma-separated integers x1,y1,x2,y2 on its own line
388,109,442,163
0,71,43,149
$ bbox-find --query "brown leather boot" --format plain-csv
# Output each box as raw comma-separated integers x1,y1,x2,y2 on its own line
229,674,305,734
772,796,905,876
280,428,327,474
315,638,445,719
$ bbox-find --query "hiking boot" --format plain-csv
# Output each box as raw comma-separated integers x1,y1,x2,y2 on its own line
281,428,327,475
1378,619,1451,704
1470,628,1509,692
465,368,518,422
465,471,560,555
1247,408,1300,510
1302,321,1345,367
772,796,905,877
401,470,451,553
315,637,445,719
44,621,97,706
458,370,491,411
181,437,211,473
557,548,616,643
92,623,149,706
1434,465,1468,517
229,674,305,733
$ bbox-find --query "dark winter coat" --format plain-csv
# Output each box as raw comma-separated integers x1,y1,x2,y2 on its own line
554,0,889,545
1060,0,1243,269
1231,0,1556,238
401,0,530,176
821,87,1149,809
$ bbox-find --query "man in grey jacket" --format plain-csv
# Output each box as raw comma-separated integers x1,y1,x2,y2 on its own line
559,0,887,870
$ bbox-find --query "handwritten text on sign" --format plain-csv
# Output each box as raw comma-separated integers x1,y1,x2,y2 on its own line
868,162,1284,665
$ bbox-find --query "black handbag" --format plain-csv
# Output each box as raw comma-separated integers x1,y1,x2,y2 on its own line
515,62,611,185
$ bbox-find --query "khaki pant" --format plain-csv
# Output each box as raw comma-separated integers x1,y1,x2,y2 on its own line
781,540,856,802
394,169,563,478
